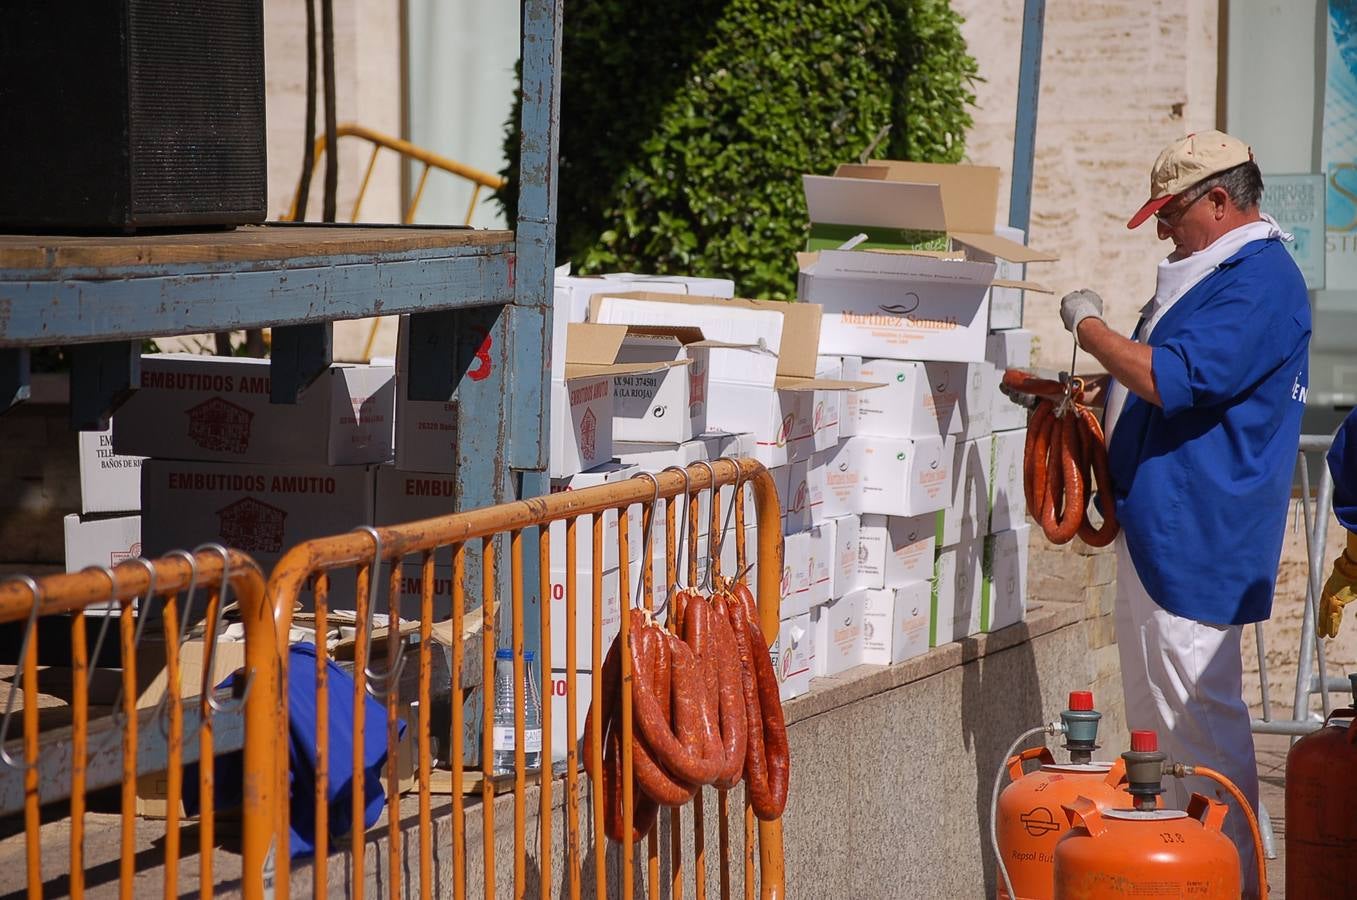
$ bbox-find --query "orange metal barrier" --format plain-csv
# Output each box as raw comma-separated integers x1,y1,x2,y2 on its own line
0,548,274,900
259,457,786,900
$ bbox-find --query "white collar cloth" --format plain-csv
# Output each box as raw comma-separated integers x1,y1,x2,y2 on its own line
1103,215,1291,446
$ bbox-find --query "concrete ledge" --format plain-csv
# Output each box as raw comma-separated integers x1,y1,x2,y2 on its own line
785,598,1085,726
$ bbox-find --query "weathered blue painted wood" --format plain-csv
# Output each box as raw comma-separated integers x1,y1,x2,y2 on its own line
1009,0,1046,236
69,341,139,430
0,240,514,347
270,322,334,403
0,348,30,411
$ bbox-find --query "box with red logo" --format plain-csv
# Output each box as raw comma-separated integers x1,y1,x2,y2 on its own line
801,356,844,452
772,612,812,701
814,440,859,519
78,425,145,514
549,462,641,571
64,513,141,613
806,521,834,607
550,324,684,478
778,530,812,618
982,524,1030,632
860,582,930,666
782,458,813,535
113,355,395,466
548,565,623,668
930,546,958,647
937,436,992,547
988,428,1027,533
959,361,994,441
859,513,936,589
987,329,1034,433
140,459,376,608
611,327,712,444
851,434,955,517
954,537,984,639
590,292,881,468
827,513,863,597
547,668,595,764
855,359,965,439
821,589,866,676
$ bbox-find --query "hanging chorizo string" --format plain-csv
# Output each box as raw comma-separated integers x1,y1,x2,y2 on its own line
1001,346,1119,548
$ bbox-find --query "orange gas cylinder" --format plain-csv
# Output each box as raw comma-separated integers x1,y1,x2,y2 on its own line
1285,679,1357,899
996,692,1134,900
1052,732,1241,900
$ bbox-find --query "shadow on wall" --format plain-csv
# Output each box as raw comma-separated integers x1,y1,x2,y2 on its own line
961,627,1045,898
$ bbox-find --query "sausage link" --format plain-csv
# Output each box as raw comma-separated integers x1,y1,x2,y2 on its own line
1024,401,1052,516
583,627,623,778
1046,412,1085,543
709,591,750,788
723,596,768,798
680,596,728,779
1074,406,1119,547
741,603,790,820
632,620,698,807
629,609,725,786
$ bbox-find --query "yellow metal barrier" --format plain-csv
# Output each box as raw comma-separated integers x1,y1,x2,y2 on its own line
0,549,274,900
260,457,786,900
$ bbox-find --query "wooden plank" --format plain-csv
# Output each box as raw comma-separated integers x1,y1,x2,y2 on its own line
0,224,512,272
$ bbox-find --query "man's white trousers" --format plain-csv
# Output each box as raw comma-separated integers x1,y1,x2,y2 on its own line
1114,536,1261,898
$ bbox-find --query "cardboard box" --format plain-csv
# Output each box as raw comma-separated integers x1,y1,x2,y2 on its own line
959,361,995,441
549,566,622,667
954,537,984,639
798,163,1054,362
861,583,930,666
852,434,956,517
772,612,812,701
591,292,881,468
987,329,1034,433
860,513,937,589
988,226,1030,330
989,428,1027,534
806,521,834,608
780,531,813,618
613,438,709,472
810,605,826,678
982,524,1030,632
937,436,993,548
930,546,958,647
699,430,757,462
597,272,737,298
611,327,711,443
855,359,965,439
113,355,395,466
828,513,863,597
78,426,145,514
374,468,458,574
64,512,141,613
815,440,859,519
552,323,685,478
782,458,814,535
804,356,844,452
140,460,376,608
838,356,863,438
821,589,866,676
548,462,641,572
547,669,595,763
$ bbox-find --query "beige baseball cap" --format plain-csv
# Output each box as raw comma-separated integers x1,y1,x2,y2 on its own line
1127,130,1255,229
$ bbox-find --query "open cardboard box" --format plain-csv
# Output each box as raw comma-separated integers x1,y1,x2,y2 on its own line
590,291,882,466
550,322,686,478
611,325,715,444
798,162,1058,362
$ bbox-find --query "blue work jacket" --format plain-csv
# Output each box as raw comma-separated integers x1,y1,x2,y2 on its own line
1329,406,1357,533
1107,237,1311,625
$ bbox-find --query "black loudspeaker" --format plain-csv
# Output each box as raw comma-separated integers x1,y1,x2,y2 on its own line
0,0,267,232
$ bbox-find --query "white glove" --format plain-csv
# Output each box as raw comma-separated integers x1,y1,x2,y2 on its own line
1060,289,1105,346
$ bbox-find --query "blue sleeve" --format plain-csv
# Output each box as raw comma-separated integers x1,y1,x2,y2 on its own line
1329,407,1357,533
1150,283,1300,417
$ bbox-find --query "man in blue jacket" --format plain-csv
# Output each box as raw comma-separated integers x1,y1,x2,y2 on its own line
1060,131,1311,898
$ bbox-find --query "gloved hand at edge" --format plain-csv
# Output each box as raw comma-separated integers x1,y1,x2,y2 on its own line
1060,289,1105,347
1319,530,1357,639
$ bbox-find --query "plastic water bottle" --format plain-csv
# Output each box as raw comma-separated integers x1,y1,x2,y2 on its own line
492,648,542,773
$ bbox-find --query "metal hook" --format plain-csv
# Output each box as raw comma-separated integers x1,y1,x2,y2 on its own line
711,456,743,576
148,553,197,737
629,472,662,616
79,565,120,691
351,526,406,695
660,465,692,593
0,576,43,771
192,543,251,715
692,460,719,592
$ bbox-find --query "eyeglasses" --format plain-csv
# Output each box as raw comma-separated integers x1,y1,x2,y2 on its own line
1155,185,1213,227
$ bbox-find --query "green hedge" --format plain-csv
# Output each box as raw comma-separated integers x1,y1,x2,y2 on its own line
496,0,978,299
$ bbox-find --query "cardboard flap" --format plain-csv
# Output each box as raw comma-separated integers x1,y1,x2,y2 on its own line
621,324,707,345
565,322,627,367
813,248,997,286
802,174,947,231
687,339,768,351
992,277,1053,294
950,231,1059,263
773,376,886,393
565,359,689,381
853,160,1001,234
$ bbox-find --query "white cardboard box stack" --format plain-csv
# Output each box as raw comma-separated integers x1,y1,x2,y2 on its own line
66,424,146,610
795,160,1054,681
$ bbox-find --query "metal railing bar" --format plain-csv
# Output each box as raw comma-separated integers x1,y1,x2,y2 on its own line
419,552,435,900
539,523,554,900
314,572,331,900
512,528,527,899
451,542,467,900
564,516,582,900
70,609,88,900
592,513,606,900
481,535,496,900
385,560,404,900
619,504,635,900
